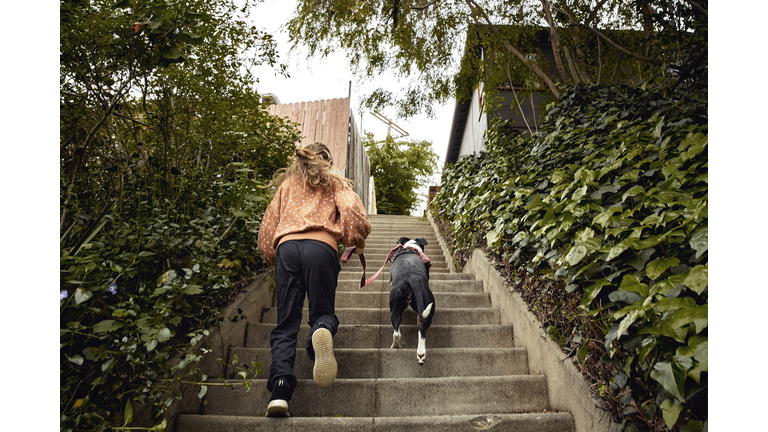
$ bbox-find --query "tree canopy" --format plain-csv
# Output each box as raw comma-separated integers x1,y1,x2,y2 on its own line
287,0,707,117
364,133,439,215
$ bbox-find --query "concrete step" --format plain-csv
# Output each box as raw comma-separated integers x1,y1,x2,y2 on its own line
363,239,439,247
229,347,529,379
260,307,502,326
339,266,453,275
201,375,550,417
329,291,490,308
336,279,482,292
338,271,469,280
177,413,575,432
348,249,446,261
245,324,515,349
341,260,449,270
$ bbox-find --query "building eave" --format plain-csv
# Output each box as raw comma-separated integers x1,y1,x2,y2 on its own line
444,97,472,168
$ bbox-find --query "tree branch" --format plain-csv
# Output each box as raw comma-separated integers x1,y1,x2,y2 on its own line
560,44,582,84
411,0,438,11
464,0,561,99
539,0,569,82
585,0,611,27
552,5,660,66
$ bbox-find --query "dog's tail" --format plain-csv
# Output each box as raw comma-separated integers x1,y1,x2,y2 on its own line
421,302,433,319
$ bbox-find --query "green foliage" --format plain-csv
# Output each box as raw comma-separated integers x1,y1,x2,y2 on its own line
288,0,707,116
364,133,439,215
431,80,707,430
60,1,299,430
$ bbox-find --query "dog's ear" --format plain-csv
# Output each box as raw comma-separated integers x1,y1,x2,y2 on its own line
416,238,428,249
397,237,410,246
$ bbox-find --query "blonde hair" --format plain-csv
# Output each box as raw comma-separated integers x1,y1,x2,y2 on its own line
271,142,353,190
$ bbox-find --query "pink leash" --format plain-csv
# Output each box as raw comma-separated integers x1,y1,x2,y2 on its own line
341,245,402,289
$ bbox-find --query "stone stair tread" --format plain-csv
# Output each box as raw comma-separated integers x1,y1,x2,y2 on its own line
327,291,492,308
335,279,482,293
337,271,470,280
202,376,550,417
260,307,501,325
228,346,529,378
177,412,575,432
245,324,515,349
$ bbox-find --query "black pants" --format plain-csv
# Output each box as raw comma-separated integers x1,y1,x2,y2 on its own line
267,239,340,395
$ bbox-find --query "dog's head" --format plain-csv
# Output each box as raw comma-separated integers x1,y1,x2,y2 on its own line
397,237,428,252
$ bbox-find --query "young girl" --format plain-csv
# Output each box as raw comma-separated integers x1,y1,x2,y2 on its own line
257,142,371,417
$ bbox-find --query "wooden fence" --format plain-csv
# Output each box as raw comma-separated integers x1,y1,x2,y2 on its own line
267,97,371,212
267,97,351,170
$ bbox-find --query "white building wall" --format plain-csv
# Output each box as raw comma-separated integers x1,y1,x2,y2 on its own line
458,86,488,160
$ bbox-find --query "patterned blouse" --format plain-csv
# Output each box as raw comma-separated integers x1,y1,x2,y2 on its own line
257,176,372,265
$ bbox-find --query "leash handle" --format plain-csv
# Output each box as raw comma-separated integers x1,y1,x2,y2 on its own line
341,246,367,288
359,245,401,289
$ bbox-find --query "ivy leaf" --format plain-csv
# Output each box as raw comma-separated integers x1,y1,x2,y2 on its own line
582,237,602,251
628,247,655,271
689,227,708,259
609,289,642,305
93,320,124,334
622,185,645,202
606,241,630,261
620,275,649,297
646,257,680,280
146,339,158,352
67,355,84,366
667,304,708,333
638,320,686,343
614,305,645,342
565,245,588,266
582,279,611,307
660,398,683,429
651,361,687,402
651,273,687,296
694,341,708,372
592,207,621,228
684,264,708,294
485,230,501,249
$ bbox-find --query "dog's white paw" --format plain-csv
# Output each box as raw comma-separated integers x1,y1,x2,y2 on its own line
391,329,401,349
416,330,427,365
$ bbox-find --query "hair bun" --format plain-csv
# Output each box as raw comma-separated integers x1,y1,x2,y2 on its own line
296,148,315,160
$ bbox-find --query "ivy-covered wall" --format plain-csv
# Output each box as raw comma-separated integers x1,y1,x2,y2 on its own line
431,81,707,432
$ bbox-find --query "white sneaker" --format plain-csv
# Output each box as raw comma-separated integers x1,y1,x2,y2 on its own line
312,328,337,387
266,399,289,417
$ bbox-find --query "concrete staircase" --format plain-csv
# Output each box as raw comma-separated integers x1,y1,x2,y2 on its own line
177,214,575,431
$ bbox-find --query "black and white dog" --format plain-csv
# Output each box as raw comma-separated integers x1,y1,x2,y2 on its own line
389,237,435,365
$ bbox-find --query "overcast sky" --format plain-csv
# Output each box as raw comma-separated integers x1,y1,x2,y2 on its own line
247,0,455,215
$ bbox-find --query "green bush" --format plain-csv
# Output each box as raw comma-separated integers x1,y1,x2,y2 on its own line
431,81,707,431
59,160,289,431
60,0,300,428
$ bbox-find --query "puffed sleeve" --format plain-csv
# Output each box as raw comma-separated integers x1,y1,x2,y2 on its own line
257,185,282,266
334,182,372,249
